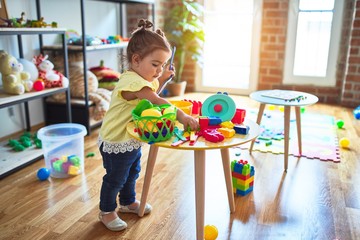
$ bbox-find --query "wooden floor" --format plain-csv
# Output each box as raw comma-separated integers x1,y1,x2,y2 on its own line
1,92,359,240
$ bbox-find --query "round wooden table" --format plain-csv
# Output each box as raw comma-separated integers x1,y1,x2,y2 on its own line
127,119,260,240
249,90,319,171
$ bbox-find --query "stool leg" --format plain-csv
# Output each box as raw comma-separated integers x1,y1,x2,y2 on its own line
221,148,235,212
249,103,266,154
284,106,291,172
138,145,159,217
194,150,206,240
295,106,302,155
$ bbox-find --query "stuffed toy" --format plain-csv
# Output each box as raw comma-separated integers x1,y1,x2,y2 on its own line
32,54,69,88
0,50,33,95
89,60,120,90
48,53,112,121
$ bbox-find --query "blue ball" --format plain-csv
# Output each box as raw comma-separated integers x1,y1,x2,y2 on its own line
354,106,360,120
37,168,50,181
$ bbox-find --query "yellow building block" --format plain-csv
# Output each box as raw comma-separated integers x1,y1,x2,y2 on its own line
68,165,80,175
218,128,235,138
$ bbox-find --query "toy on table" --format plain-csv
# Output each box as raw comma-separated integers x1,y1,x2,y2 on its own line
132,99,177,142
204,225,218,240
89,60,121,90
0,50,33,95
32,54,69,88
184,99,202,116
37,168,50,181
231,159,255,196
201,92,236,122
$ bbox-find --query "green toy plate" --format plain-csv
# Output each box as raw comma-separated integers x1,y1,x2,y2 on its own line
201,93,236,121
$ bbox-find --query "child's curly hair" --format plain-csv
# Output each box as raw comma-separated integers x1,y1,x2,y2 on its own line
126,19,172,64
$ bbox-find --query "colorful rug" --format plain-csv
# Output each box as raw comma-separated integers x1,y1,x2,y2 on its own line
237,109,341,162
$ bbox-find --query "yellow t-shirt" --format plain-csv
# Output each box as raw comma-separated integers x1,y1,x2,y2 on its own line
98,71,159,153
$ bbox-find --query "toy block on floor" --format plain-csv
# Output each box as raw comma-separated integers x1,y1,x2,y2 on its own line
231,159,255,196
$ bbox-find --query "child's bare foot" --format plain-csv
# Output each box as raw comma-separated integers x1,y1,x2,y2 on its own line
99,211,127,231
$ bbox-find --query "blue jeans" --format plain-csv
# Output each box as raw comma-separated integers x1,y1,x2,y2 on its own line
99,145,142,212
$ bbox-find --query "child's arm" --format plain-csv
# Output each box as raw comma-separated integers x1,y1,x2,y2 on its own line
134,87,199,131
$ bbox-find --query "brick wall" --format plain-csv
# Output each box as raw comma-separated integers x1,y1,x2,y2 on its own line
258,0,358,107
127,0,359,107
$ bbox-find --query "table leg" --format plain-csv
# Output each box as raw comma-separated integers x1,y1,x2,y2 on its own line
249,103,266,154
194,150,206,240
295,106,302,155
138,145,159,217
284,106,291,172
220,148,235,213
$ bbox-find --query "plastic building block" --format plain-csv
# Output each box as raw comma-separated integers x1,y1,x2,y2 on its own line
68,165,80,175
220,121,234,129
231,109,246,124
234,125,250,135
218,128,235,138
231,159,255,196
184,99,202,115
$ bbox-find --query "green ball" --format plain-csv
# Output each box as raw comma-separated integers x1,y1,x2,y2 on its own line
336,120,344,129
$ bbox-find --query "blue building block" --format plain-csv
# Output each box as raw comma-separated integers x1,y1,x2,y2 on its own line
234,125,250,135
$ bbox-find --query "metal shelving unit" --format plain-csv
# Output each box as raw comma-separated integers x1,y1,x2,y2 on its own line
0,27,71,179
41,0,155,135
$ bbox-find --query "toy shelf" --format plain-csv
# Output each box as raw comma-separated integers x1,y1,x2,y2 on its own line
38,0,155,135
0,27,67,34
0,87,68,108
42,42,128,52
0,27,72,178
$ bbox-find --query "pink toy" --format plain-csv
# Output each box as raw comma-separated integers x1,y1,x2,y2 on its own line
202,129,224,143
33,54,69,88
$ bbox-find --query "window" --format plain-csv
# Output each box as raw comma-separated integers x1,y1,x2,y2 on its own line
284,0,344,86
197,0,262,95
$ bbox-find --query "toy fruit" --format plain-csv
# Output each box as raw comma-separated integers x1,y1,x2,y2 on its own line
133,99,153,116
163,105,176,115
141,108,162,117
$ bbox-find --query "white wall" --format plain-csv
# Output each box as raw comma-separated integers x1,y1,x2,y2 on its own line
0,0,122,138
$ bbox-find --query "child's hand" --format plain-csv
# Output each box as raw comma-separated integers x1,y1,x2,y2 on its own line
177,112,199,131
159,64,175,83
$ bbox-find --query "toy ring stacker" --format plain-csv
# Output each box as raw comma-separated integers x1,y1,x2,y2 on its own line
201,92,236,121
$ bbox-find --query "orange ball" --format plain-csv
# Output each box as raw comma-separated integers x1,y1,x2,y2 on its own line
204,225,218,240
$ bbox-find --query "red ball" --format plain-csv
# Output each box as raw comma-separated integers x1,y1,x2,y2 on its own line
33,80,45,91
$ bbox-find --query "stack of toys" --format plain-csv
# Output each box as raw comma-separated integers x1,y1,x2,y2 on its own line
231,159,255,196
50,154,82,176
